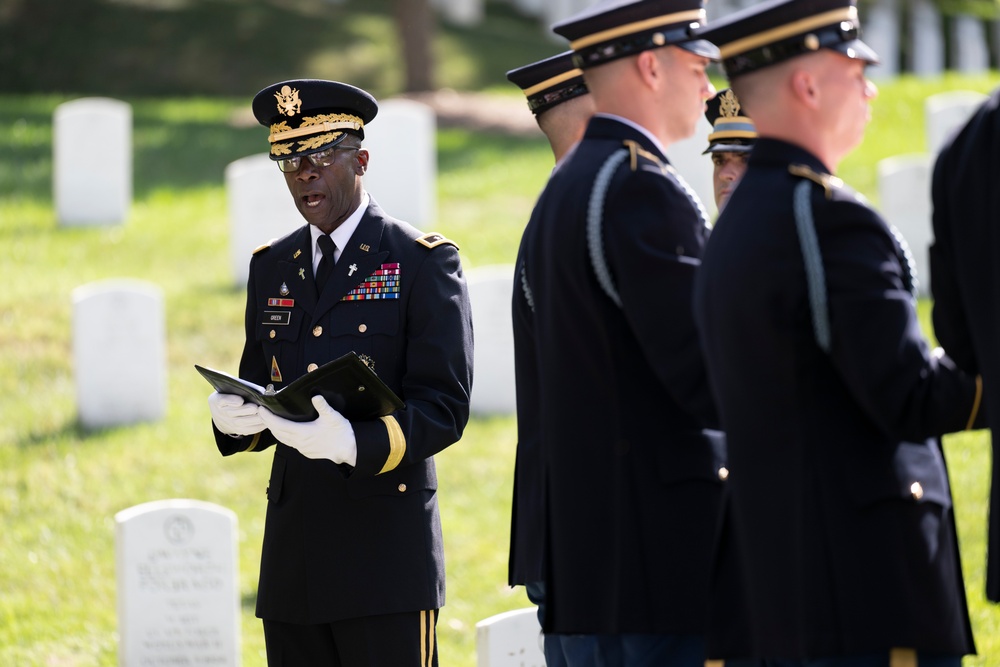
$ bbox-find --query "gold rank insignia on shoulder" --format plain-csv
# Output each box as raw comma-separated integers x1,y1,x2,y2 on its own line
253,239,275,255
789,164,843,200
416,233,459,250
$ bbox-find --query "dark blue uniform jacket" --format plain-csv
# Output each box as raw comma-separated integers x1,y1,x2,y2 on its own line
930,86,1000,604
213,198,473,624
695,138,982,659
516,115,725,635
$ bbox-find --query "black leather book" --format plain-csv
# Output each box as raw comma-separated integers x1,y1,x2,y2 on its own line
195,352,404,422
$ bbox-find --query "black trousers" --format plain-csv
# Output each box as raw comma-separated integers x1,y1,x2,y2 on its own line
263,609,439,667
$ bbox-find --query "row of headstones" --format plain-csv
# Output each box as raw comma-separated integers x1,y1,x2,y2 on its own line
64,89,984,429
116,498,544,667
440,0,1000,78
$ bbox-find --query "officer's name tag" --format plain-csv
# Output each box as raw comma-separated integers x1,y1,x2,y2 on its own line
263,311,291,325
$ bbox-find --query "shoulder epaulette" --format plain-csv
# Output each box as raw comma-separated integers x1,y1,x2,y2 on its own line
416,233,459,250
789,164,843,200
252,239,275,255
622,139,666,173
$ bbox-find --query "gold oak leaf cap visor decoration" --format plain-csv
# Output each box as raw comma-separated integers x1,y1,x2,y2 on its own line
252,79,379,160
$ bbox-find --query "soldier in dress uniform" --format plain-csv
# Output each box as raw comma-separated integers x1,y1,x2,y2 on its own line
206,79,473,667
930,88,1000,606
694,2,985,665
517,1,726,665
506,51,594,667
703,88,756,210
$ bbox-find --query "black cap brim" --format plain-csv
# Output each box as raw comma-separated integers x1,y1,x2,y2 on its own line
830,38,880,65
677,38,721,60
702,141,754,155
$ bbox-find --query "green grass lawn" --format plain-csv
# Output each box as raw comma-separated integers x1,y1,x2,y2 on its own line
3,74,1000,666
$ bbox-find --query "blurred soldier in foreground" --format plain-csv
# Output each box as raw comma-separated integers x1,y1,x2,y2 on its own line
703,88,756,210
930,87,1000,605
695,1,984,665
506,51,594,667
518,0,726,664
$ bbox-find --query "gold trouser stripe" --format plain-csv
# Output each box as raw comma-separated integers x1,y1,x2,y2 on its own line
268,120,361,143
419,609,437,667
967,375,984,430
705,661,724,667
378,415,406,474
719,7,857,59
244,433,261,452
522,69,584,97
571,9,706,51
890,647,917,667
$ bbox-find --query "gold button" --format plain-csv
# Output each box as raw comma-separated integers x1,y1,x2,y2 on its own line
307,363,318,372
358,323,368,333
313,326,322,337
269,330,276,339
717,467,730,481
910,482,924,500
397,483,407,493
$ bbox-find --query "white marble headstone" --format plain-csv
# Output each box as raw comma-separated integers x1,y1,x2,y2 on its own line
476,607,545,667
362,99,436,227
925,90,989,156
952,15,989,75
910,0,944,76
877,154,932,296
54,97,132,226
225,153,303,286
432,0,483,26
863,0,900,79
468,264,517,416
115,499,240,667
72,279,166,429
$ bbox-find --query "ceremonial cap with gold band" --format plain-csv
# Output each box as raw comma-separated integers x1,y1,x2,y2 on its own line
252,79,378,160
698,0,879,79
506,52,589,117
703,88,756,154
552,0,719,70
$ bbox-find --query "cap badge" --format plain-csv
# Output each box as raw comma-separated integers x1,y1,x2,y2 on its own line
720,89,741,118
275,85,302,117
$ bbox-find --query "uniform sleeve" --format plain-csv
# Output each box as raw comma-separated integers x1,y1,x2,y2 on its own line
604,165,719,426
212,252,280,456
821,197,983,439
350,244,474,477
930,140,979,373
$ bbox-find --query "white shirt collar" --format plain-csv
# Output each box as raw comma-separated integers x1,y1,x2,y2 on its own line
594,113,669,159
310,192,370,272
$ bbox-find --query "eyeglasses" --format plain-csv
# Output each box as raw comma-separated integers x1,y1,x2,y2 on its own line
277,145,359,173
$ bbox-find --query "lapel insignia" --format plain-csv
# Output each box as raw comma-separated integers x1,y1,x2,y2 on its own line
348,263,358,276
293,249,302,259
342,263,402,301
279,282,290,296
359,243,371,252
298,268,306,280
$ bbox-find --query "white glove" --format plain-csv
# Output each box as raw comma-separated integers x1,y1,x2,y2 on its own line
208,391,266,437
258,395,358,466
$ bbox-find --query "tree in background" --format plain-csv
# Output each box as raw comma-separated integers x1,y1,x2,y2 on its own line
395,0,435,92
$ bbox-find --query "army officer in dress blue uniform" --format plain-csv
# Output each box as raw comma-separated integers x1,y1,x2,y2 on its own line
930,87,1000,607
695,1,985,665
517,1,726,665
206,79,473,667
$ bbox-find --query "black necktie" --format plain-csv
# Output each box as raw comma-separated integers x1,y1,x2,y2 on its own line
315,234,336,293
